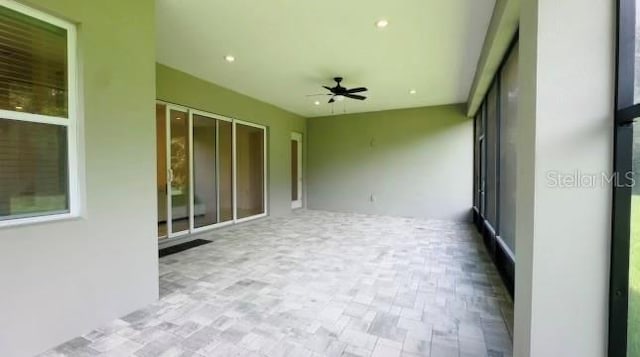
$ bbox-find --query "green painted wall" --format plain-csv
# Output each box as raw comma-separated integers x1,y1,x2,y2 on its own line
156,64,307,217
307,105,472,221
0,1,157,356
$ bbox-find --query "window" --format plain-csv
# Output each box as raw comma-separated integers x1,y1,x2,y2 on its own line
485,81,499,231
471,37,518,295
473,112,480,210
0,1,78,225
499,42,519,254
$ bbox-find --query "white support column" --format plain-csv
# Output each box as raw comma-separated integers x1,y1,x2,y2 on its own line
515,0,614,356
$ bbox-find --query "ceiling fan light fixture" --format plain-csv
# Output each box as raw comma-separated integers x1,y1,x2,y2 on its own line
375,19,389,29
335,95,345,101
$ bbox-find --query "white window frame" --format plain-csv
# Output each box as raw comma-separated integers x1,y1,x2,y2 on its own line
0,0,80,228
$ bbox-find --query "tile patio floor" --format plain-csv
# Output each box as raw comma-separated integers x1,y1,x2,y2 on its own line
42,210,513,357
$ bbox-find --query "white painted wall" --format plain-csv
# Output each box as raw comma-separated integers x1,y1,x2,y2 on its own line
514,0,614,356
307,105,473,222
0,1,158,356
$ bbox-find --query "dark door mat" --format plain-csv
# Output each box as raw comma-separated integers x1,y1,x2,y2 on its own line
159,239,212,257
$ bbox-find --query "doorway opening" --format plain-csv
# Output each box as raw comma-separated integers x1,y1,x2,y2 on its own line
291,132,303,209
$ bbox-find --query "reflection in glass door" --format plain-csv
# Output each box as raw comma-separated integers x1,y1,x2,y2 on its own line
169,107,190,235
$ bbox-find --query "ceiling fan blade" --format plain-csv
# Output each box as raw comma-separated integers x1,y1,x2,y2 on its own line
305,93,332,97
323,86,335,92
344,94,366,100
346,87,368,94
328,97,335,103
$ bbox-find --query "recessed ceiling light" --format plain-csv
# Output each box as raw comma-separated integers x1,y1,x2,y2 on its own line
375,19,389,28
314,100,320,106
409,89,417,95
224,55,235,63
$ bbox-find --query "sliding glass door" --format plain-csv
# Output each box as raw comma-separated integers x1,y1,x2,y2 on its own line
191,111,233,230
235,121,267,221
156,103,267,239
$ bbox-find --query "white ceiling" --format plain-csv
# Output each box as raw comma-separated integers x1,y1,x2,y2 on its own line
156,0,495,117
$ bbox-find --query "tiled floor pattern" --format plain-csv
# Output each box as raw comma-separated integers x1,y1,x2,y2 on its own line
42,210,513,357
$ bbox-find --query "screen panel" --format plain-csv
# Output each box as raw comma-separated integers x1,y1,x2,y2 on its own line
499,43,519,254
485,82,499,230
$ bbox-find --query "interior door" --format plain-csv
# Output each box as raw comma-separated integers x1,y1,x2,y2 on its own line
291,132,302,209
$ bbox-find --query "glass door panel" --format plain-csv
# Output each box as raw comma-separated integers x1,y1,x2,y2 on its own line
169,108,190,234
236,123,265,219
192,114,217,228
499,42,519,254
156,103,168,239
219,120,234,222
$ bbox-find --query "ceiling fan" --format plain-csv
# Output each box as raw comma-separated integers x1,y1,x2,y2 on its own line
310,77,368,103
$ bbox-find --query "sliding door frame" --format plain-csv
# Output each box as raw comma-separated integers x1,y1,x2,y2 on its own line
156,100,268,240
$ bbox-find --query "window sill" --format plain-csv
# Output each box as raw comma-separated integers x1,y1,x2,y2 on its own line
0,212,81,229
